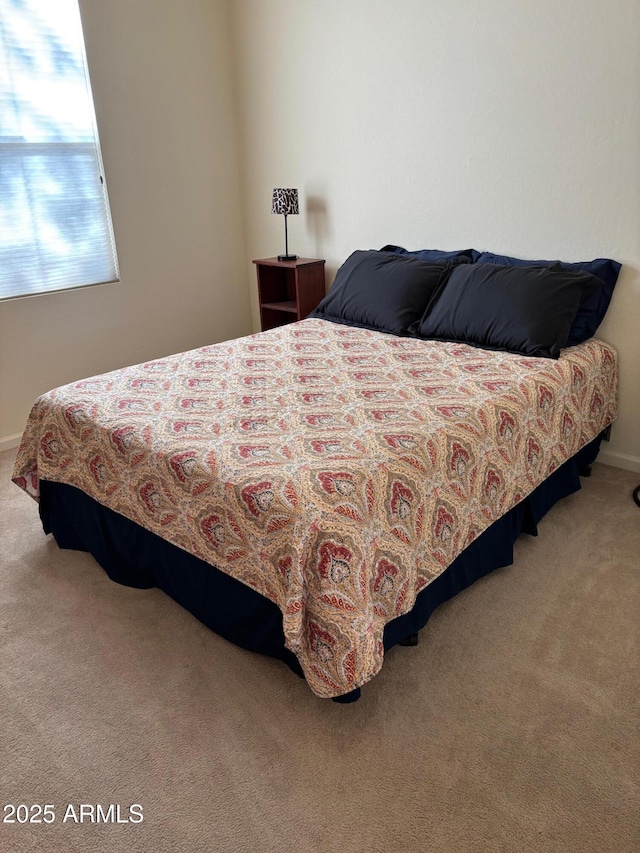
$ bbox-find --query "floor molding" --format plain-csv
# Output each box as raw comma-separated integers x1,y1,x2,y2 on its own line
0,433,21,453
597,448,640,474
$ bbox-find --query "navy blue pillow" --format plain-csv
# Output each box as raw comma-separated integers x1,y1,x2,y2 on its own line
380,244,478,264
310,250,450,336
475,251,621,345
410,263,603,359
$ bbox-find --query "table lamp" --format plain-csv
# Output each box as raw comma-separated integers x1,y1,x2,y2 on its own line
271,188,299,261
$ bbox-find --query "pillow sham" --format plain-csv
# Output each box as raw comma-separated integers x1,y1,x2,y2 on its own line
475,251,621,345
310,250,450,336
410,263,603,359
380,244,478,264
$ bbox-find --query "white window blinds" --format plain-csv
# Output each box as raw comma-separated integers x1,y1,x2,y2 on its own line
0,0,119,301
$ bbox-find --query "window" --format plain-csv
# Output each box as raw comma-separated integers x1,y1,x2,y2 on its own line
0,0,119,301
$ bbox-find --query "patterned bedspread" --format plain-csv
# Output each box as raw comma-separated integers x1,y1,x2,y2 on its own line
13,319,618,698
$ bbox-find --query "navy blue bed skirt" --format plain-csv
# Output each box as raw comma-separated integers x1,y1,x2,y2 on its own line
38,433,605,702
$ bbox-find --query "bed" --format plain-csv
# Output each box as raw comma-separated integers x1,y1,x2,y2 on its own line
12,248,620,701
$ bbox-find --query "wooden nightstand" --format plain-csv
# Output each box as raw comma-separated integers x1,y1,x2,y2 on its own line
253,257,326,332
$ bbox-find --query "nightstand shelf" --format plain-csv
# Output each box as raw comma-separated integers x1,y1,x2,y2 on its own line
253,257,326,331
260,300,298,313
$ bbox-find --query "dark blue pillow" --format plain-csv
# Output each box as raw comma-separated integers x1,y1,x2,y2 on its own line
475,251,621,345
310,250,450,336
380,244,479,264
410,263,603,359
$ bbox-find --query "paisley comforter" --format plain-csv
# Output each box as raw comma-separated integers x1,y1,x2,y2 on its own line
13,319,618,698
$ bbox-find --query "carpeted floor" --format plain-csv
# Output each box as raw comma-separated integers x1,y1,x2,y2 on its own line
1,447,639,853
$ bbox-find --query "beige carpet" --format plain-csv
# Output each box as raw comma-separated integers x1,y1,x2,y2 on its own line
1,447,638,853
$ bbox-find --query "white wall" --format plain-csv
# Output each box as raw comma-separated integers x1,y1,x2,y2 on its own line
0,0,252,444
231,0,640,469
3,0,638,469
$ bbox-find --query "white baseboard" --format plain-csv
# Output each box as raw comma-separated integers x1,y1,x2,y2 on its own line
597,448,640,474
0,433,21,453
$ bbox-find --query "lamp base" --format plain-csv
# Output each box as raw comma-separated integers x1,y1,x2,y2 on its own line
277,254,298,261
